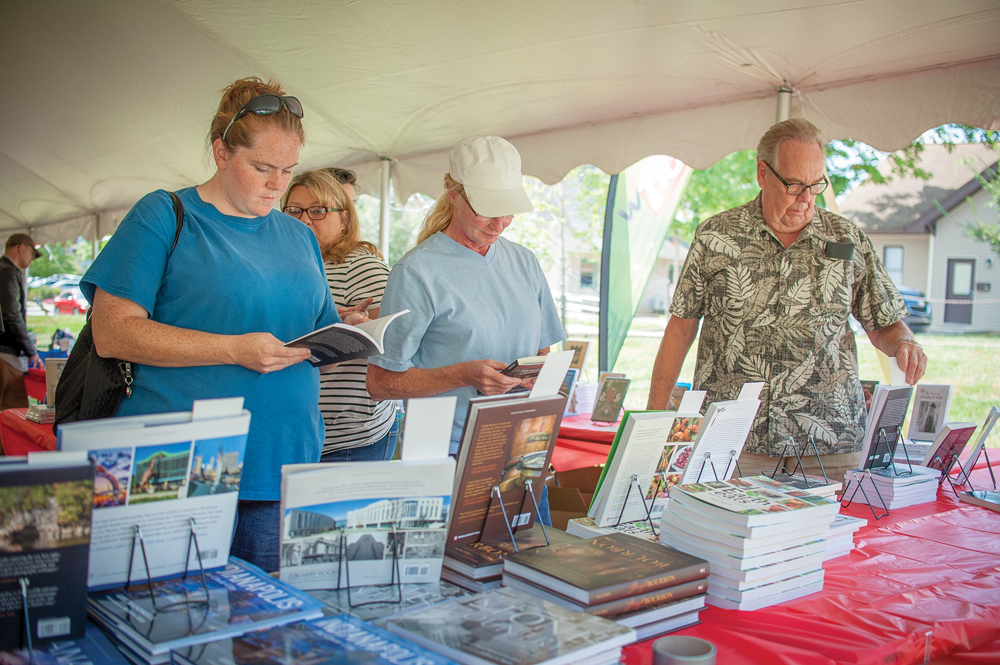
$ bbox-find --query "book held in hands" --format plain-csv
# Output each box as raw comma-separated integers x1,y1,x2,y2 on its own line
284,309,409,366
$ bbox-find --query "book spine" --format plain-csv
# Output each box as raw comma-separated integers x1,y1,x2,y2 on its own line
588,561,710,604
587,577,708,617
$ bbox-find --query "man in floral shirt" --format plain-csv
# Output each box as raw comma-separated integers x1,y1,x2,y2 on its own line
647,119,928,481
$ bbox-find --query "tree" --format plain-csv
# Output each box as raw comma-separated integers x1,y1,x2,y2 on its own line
963,147,1000,256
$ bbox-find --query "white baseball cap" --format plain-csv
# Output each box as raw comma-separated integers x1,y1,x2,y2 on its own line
449,136,533,218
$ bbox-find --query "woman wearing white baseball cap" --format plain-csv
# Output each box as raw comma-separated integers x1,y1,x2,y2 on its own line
368,136,565,461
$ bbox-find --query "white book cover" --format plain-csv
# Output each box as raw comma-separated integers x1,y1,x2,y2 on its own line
279,458,455,590
679,397,760,484
591,411,702,527
907,384,953,441
57,400,250,590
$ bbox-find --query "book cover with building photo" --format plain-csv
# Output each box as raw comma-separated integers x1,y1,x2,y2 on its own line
446,395,566,552
279,458,455,590
57,403,250,590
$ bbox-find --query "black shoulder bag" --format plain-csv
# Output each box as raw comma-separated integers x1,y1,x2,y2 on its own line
54,191,184,428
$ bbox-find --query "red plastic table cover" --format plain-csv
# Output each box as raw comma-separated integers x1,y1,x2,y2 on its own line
621,460,1000,665
558,413,620,445
551,437,611,472
25,366,46,401
0,407,57,455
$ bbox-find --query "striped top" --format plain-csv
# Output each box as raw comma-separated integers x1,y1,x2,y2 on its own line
319,248,395,453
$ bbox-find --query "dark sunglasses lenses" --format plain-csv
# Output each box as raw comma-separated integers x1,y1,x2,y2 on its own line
246,95,303,118
282,96,303,118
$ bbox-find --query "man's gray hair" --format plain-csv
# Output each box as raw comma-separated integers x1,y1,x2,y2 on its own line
756,118,825,170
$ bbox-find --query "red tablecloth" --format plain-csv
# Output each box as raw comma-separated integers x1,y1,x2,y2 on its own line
558,413,621,445
25,366,46,401
621,460,1000,665
0,407,57,455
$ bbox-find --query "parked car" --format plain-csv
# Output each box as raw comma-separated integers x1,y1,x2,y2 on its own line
52,288,89,315
897,285,932,331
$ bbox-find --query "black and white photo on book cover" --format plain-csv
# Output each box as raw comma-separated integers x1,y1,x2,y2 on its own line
907,384,952,442
280,459,455,590
57,404,250,590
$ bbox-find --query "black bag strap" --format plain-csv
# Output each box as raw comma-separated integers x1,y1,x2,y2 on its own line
168,190,184,253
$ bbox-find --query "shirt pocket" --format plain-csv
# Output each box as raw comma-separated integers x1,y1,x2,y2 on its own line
810,256,853,325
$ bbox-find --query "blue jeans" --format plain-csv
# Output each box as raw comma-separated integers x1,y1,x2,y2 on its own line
231,500,281,573
320,418,399,462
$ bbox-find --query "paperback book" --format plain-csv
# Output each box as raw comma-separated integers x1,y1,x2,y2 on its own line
668,476,841,527
502,532,709,606
921,422,978,473
501,356,547,380
284,310,409,366
907,384,953,441
383,586,636,665
591,378,629,423
447,394,566,550
861,385,913,469
87,557,323,658
279,458,455,589
308,580,472,622
57,400,249,589
564,340,590,372
959,490,1000,513
566,516,658,543
0,454,93,649
679,395,761,484
956,406,999,485
170,614,458,665
0,624,123,665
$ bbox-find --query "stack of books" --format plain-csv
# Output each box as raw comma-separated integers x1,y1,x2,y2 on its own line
309,580,472,623
26,403,56,423
823,514,867,560
442,525,577,592
88,558,324,664
501,533,709,640
565,515,658,542
660,476,840,611
383,586,637,665
843,464,942,510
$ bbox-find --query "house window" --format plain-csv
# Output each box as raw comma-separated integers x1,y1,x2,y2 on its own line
884,246,904,286
580,259,596,288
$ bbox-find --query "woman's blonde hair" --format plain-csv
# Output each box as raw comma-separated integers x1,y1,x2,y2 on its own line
416,174,464,245
208,77,305,152
282,170,381,264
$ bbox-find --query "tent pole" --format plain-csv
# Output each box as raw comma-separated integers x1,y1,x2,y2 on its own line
93,213,100,258
776,85,793,123
379,157,392,260
598,174,618,374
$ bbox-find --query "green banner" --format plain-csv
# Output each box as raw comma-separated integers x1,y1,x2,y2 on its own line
600,156,691,371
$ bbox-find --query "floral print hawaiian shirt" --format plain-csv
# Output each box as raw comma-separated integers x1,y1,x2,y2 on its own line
670,195,908,456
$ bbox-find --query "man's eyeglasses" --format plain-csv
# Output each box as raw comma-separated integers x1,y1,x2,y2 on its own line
283,206,342,221
764,161,829,196
222,94,304,143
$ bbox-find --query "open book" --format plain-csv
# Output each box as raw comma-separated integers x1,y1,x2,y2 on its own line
285,309,409,366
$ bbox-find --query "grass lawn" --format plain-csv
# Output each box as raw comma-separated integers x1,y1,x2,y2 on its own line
28,314,87,348
566,318,1000,449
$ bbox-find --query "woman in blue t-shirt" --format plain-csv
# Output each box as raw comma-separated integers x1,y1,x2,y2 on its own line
81,77,365,572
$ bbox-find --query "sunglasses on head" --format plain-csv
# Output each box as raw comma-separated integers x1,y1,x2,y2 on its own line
221,94,304,143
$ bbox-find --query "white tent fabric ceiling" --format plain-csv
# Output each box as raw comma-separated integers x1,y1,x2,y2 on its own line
1,0,999,244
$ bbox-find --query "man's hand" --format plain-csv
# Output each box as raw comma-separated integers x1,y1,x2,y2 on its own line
894,339,927,385
232,333,312,373
462,359,521,395
28,354,43,369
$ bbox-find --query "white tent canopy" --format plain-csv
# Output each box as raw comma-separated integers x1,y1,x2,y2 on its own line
2,0,999,245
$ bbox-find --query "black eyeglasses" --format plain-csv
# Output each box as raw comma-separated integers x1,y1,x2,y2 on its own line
764,161,829,196
222,94,304,143
283,205,343,221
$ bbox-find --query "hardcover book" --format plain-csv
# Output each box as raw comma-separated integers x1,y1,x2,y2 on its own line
383,586,636,665
284,309,409,366
447,394,566,551
591,378,629,423
563,340,590,372
502,532,709,605
958,490,1000,513
57,401,250,590
920,422,977,473
308,580,472,622
87,557,323,656
170,614,459,665
279,458,455,589
0,456,93,650
443,525,578,579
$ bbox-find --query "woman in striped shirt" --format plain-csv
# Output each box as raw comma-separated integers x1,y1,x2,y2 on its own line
282,170,398,461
